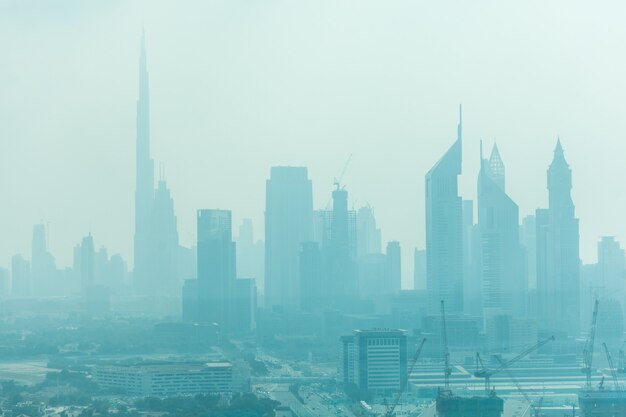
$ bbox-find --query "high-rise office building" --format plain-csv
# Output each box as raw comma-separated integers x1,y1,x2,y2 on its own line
425,107,463,314
357,206,382,257
264,167,313,310
462,200,481,316
299,241,323,312
342,329,407,393
597,236,626,296
133,32,155,296
230,278,257,333
478,144,525,318
148,179,179,296
327,188,359,307
235,219,264,294
413,249,426,290
197,210,236,332
75,234,95,295
31,223,56,296
520,215,537,289
537,140,580,335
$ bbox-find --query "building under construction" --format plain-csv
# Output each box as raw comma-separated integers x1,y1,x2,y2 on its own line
578,390,626,417
436,389,504,417
433,301,505,417
577,301,626,417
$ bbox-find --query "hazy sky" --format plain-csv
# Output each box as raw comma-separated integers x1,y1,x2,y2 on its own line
2,1,626,287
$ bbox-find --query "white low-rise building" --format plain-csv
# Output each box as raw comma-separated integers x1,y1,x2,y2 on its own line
94,362,233,397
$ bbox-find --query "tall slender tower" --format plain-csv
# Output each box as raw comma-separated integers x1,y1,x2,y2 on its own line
134,31,155,294
478,144,525,319
264,167,314,310
425,106,464,314
538,139,580,334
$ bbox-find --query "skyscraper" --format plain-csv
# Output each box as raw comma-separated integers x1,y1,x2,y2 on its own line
148,179,179,296
235,219,264,293
327,187,359,307
31,223,56,296
425,107,463,314
264,167,314,311
537,140,580,334
197,209,235,332
477,144,525,318
462,199,481,316
133,31,155,295
356,206,382,257
76,234,95,295
597,236,626,296
299,241,323,312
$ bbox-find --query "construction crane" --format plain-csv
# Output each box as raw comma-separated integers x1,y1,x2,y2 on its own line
440,300,452,390
334,154,353,190
602,343,622,391
383,338,427,417
474,336,555,395
324,154,353,210
494,355,544,417
582,300,599,390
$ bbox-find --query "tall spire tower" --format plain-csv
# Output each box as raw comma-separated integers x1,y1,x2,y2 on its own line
424,106,464,314
134,31,155,294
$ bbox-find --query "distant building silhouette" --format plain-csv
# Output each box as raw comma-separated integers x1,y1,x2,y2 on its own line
299,241,323,312
11,254,31,297
133,32,155,296
74,234,94,295
413,249,426,290
425,107,464,314
327,187,359,308
235,219,264,295
478,144,526,318
148,179,179,296
597,236,626,296
537,140,580,335
31,223,56,296
356,206,382,257
520,215,537,290
197,209,235,334
264,167,313,311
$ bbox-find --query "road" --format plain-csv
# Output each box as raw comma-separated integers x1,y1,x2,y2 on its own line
257,383,357,417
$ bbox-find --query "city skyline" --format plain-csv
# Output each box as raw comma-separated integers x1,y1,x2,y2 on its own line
3,1,626,286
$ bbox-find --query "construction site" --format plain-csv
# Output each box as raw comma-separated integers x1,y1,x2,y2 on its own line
366,300,626,417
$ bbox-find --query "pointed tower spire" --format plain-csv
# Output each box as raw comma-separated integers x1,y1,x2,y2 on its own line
551,137,568,166
134,29,155,294
488,142,505,190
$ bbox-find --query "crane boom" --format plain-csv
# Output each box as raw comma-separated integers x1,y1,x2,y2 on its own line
334,154,353,190
602,343,621,391
583,300,599,390
384,338,427,417
440,300,451,390
495,356,543,417
474,336,555,394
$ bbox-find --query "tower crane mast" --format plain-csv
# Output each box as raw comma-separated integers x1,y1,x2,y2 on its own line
583,300,599,390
